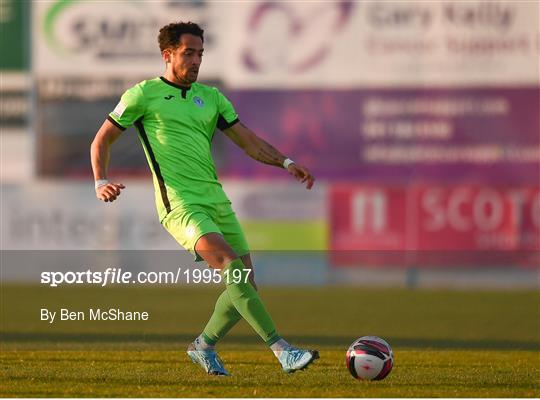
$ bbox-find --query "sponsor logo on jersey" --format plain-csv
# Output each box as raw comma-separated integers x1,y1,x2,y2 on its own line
111,101,126,118
193,96,204,107
164,95,174,100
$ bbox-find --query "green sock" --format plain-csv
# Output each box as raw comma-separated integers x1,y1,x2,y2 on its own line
202,289,242,345
221,258,281,345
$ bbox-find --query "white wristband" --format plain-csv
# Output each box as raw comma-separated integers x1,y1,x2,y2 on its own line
95,179,109,189
283,158,295,169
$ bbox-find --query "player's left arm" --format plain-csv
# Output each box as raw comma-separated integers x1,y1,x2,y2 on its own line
223,121,315,189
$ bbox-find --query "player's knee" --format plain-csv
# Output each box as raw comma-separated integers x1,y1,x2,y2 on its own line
195,233,237,268
215,252,237,267
212,247,238,268
198,251,236,269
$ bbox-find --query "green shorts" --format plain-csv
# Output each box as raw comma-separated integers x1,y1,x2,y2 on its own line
162,202,250,262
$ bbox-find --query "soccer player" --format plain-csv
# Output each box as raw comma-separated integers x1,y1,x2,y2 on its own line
90,22,318,376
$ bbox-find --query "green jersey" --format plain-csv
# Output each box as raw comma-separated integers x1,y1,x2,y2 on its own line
108,77,239,221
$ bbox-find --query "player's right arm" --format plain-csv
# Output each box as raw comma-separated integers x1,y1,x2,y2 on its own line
91,84,144,202
90,120,126,202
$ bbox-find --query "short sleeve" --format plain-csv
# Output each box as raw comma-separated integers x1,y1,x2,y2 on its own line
107,85,144,130
215,88,239,130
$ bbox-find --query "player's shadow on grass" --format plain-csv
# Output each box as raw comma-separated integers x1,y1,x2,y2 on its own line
2,332,539,350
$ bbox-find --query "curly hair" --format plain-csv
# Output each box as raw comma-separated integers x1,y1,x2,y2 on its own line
158,21,204,52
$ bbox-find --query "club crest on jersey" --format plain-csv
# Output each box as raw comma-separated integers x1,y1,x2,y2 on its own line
193,96,204,107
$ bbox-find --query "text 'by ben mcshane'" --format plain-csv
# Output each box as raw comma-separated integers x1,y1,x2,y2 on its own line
40,308,149,323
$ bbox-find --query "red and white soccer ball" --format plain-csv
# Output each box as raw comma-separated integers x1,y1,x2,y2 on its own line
346,336,394,381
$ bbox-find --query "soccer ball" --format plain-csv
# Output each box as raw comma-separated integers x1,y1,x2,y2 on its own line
346,336,393,381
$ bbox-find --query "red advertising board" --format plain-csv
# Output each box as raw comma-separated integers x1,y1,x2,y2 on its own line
331,185,408,250
330,185,540,267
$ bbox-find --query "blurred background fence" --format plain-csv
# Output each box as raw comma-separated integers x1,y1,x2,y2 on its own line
1,0,539,287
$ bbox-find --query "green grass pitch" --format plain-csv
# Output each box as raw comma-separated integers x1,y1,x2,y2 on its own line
1,285,539,397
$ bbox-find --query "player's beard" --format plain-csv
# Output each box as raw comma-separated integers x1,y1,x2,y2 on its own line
187,69,199,83
172,67,197,85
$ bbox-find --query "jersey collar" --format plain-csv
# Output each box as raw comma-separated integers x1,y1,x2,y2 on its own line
160,76,192,98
